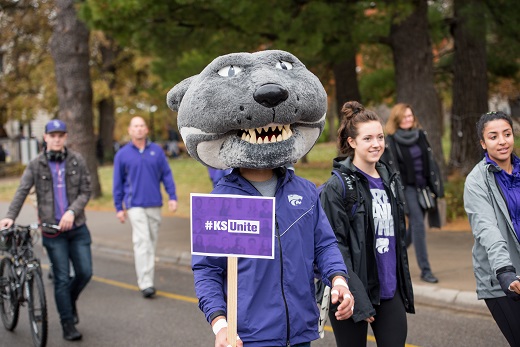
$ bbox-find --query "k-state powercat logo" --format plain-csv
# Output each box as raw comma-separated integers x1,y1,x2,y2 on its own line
287,194,303,206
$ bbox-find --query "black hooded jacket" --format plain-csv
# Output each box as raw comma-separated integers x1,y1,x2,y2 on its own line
382,129,444,228
320,157,415,322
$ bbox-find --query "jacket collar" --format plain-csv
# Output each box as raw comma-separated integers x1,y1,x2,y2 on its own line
38,147,70,166
130,139,151,151
485,153,519,174
223,167,291,194
334,156,394,183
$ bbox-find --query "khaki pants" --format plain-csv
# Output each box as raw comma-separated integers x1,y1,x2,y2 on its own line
127,207,162,290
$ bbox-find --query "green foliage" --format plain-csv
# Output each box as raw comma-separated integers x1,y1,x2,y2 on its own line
80,1,375,87
488,51,519,78
427,1,451,46
0,0,57,122
317,117,338,145
443,175,467,222
359,68,395,106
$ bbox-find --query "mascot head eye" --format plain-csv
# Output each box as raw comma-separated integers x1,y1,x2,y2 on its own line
218,65,243,77
276,61,293,70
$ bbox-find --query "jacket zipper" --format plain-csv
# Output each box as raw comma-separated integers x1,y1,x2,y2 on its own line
275,218,291,347
389,173,410,308
488,170,520,245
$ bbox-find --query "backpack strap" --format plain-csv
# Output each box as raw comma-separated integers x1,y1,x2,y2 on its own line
316,169,360,337
331,168,362,219
331,169,347,199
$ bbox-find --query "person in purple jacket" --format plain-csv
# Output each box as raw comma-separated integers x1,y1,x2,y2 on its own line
113,116,178,298
167,50,354,347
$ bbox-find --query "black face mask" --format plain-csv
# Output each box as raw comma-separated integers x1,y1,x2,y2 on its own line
46,149,67,162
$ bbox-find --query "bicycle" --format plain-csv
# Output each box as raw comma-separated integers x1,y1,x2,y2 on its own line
0,223,59,347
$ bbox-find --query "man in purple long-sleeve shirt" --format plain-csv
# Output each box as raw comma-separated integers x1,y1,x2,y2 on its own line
113,116,177,298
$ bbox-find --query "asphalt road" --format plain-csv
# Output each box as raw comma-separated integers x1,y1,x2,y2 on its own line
0,247,508,347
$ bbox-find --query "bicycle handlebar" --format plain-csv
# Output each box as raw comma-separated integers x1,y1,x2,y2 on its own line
1,223,61,236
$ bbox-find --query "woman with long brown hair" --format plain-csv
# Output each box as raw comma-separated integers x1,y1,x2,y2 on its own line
320,101,414,347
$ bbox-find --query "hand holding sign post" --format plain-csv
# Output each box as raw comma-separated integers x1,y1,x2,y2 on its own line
191,194,275,347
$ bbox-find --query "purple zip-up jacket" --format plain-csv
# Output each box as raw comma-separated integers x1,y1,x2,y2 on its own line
113,141,176,211
486,153,520,240
192,168,347,347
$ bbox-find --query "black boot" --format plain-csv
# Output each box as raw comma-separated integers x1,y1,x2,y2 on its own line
421,272,439,283
62,321,82,341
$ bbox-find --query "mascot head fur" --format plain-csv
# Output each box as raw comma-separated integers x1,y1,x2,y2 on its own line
166,50,327,170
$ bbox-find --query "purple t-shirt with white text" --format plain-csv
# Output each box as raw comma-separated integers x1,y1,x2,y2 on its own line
49,160,69,223
358,169,397,300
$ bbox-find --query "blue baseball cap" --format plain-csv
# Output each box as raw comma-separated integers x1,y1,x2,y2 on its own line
45,119,67,134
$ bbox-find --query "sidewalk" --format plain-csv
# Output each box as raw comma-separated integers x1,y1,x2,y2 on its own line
2,201,488,315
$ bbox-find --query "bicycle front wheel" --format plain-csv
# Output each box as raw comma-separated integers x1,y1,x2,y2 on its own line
0,257,19,331
27,268,48,347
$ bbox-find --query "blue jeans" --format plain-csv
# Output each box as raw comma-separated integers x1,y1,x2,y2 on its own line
43,224,92,324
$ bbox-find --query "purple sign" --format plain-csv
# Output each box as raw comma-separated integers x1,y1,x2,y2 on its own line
190,193,275,259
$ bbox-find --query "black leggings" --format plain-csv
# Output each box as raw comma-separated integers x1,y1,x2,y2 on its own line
329,292,407,347
485,296,520,347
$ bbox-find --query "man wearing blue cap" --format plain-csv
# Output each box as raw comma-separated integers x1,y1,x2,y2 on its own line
0,119,92,341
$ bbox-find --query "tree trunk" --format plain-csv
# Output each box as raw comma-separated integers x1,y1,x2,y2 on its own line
389,0,446,177
98,37,118,164
98,98,115,164
50,0,101,198
509,95,520,121
450,0,488,174
449,0,488,175
327,98,337,143
332,53,361,151
333,54,362,116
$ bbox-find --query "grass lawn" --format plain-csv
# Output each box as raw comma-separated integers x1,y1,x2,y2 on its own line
0,142,339,219
0,141,476,224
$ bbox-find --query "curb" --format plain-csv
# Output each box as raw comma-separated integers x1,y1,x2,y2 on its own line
92,241,489,316
412,283,488,315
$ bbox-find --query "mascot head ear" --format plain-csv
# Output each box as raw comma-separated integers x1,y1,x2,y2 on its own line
166,75,196,112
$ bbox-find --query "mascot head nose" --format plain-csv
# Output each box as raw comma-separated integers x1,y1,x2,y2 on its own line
253,84,289,108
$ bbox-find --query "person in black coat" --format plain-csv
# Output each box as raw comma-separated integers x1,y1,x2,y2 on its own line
382,103,444,284
320,101,414,347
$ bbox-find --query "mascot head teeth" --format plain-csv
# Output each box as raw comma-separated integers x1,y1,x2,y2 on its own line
238,124,292,144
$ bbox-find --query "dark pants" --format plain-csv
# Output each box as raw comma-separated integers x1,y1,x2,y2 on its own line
43,224,92,324
485,296,520,346
404,185,432,275
329,291,407,347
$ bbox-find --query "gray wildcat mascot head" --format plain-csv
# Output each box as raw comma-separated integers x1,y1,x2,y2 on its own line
166,50,327,170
